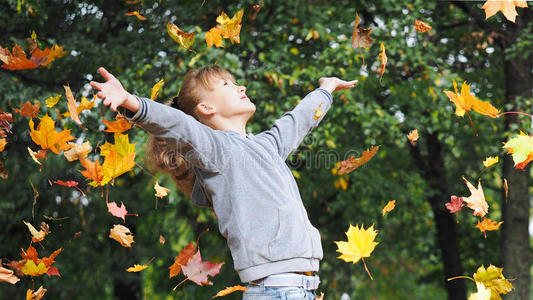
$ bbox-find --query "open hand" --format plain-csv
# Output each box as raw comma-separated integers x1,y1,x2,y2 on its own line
318,77,358,94
90,67,137,112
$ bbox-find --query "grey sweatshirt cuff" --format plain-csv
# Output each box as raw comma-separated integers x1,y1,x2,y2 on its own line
314,88,333,104
118,95,148,122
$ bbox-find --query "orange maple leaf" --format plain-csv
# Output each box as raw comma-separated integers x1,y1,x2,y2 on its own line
414,20,432,33
476,218,503,238
14,101,40,118
338,145,380,175
64,85,84,128
125,11,147,21
382,200,396,216
101,149,135,185
0,41,66,70
169,241,197,278
482,0,528,23
79,158,104,187
29,114,75,154
213,285,247,298
377,43,387,82
102,116,132,133
205,27,225,48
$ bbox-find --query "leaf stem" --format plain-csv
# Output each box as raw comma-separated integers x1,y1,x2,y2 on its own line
361,257,373,280
447,275,474,282
465,111,478,136
497,111,533,118
173,277,188,290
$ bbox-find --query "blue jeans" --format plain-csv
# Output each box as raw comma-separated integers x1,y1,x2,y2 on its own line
242,283,317,300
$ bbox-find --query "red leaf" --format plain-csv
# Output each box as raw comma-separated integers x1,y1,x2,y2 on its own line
445,195,465,214
46,267,60,277
107,201,128,222
169,241,197,278
181,251,224,285
53,180,78,187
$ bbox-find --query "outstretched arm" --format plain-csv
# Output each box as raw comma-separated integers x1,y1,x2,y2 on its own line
256,77,357,160
90,67,225,173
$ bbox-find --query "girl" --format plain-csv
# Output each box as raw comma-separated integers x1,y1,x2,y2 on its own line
90,65,357,300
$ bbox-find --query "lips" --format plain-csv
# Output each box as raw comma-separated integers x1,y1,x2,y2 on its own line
241,96,249,101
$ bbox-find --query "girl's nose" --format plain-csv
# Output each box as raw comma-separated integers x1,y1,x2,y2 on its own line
239,85,246,93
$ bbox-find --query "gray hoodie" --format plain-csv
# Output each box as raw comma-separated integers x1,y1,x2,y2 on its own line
121,88,332,282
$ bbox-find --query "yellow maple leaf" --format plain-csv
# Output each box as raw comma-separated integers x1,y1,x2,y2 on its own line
29,114,75,154
502,131,533,169
334,224,378,280
205,26,225,48
313,102,324,120
407,129,419,146
473,265,514,300
213,285,248,298
216,9,244,44
101,149,135,185
99,133,135,157
44,94,61,108
126,264,148,272
26,286,47,300
445,81,499,118
482,156,499,168
482,1,528,23
109,224,135,247
377,43,387,82
167,22,195,51
23,221,47,242
151,79,165,100
102,116,132,133
21,260,48,277
382,200,396,216
0,138,6,152
461,176,489,218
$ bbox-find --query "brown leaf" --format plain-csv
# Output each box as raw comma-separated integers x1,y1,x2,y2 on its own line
14,101,40,118
109,224,135,247
338,145,380,175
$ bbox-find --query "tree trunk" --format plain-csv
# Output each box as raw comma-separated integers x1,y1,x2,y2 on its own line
501,11,532,300
410,133,467,300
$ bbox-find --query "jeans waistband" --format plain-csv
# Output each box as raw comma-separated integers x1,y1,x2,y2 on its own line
250,273,320,290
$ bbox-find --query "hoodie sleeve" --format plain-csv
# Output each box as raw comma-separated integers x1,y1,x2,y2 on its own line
255,88,333,160
119,96,224,173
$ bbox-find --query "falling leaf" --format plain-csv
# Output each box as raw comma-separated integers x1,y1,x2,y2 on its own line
316,292,325,300
333,177,349,190
159,235,166,245
167,22,195,51
109,224,135,247
313,102,324,120
351,12,374,66
213,285,247,298
468,282,491,300
79,158,104,187
101,149,136,185
22,260,48,277
151,79,165,100
64,141,92,162
0,112,13,137
205,26,225,48
338,145,380,175
102,116,132,133
461,176,489,218
125,11,147,21
0,138,6,152
377,43,387,82
0,42,66,70
28,147,45,165
0,161,7,179
473,265,514,299
445,81,499,118
14,101,40,118
63,96,95,117
99,132,135,157
503,178,508,201
414,20,432,33
382,200,395,216
334,224,378,280
482,0,528,23
482,156,499,167
181,251,224,285
64,85,84,128
476,218,503,238
45,94,61,108
23,220,47,242
154,182,170,197
26,286,47,300
0,264,20,284
502,131,533,169
29,114,75,154
215,9,244,44
446,195,466,222
107,201,128,222
126,264,149,272
407,129,419,146
169,241,197,278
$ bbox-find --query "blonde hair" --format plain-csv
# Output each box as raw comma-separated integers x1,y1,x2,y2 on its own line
145,65,235,198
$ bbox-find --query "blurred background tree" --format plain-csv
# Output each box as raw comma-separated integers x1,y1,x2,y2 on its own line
0,0,531,299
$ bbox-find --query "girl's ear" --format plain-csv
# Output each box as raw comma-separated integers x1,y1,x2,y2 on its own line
196,102,216,117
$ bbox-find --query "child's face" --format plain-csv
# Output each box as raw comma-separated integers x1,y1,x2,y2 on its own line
199,76,256,120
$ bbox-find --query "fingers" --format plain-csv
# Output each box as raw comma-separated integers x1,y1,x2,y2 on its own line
98,67,115,81
90,81,103,91
96,91,105,99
